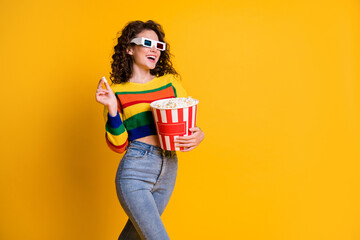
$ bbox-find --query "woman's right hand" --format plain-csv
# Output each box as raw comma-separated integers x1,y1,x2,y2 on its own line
95,77,118,116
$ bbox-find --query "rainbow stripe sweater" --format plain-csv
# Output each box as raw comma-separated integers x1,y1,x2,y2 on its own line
103,74,188,153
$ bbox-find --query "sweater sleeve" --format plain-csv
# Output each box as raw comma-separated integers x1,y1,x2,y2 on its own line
103,98,129,153
171,74,188,98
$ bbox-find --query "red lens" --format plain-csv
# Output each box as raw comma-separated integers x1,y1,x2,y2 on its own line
157,42,164,50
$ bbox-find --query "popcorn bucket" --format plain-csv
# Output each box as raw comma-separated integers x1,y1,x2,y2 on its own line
150,98,199,151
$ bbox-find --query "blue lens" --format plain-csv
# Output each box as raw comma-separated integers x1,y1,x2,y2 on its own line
144,40,152,47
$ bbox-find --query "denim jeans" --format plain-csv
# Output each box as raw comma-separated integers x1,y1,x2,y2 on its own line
115,140,178,240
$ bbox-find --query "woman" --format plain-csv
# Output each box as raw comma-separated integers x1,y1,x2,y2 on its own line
95,20,205,240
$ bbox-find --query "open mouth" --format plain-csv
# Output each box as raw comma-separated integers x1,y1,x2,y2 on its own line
146,55,156,63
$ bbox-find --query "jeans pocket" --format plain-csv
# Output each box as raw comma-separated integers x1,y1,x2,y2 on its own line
125,148,147,158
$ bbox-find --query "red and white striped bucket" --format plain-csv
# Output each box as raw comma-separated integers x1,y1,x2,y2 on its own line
150,98,199,151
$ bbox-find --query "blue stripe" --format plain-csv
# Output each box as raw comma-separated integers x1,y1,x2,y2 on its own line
107,111,122,128
128,124,157,141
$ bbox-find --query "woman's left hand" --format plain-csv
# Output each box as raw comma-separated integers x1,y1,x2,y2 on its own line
173,127,205,152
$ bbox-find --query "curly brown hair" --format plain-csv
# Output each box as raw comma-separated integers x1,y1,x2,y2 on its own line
110,20,179,84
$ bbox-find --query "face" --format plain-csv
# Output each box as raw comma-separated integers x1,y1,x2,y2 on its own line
128,29,162,70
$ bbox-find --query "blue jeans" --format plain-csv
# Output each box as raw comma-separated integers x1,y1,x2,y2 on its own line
115,140,178,240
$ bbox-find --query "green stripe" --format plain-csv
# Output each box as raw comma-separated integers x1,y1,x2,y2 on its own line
115,83,173,95
124,111,154,131
172,85,177,97
106,123,126,136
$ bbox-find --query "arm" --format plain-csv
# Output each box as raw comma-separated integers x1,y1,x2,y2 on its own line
171,75,205,151
103,103,129,153
96,77,129,153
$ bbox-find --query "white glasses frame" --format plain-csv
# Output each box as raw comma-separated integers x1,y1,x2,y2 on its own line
130,37,166,51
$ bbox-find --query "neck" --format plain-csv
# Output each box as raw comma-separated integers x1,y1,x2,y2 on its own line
129,64,154,83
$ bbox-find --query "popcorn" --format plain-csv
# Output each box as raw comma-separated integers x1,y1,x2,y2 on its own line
152,97,197,109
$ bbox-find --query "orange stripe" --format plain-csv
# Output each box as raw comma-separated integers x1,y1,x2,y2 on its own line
120,87,175,107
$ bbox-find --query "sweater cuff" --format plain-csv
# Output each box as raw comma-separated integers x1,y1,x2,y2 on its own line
107,111,122,128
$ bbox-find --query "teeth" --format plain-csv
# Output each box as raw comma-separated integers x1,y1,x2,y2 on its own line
147,56,155,60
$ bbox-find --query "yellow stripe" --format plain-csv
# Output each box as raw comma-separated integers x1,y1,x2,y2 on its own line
106,131,128,146
123,103,152,119
110,74,172,92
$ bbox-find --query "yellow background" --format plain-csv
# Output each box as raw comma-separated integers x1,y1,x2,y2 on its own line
1,0,359,239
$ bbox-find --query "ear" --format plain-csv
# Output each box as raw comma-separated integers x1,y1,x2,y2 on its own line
126,47,133,55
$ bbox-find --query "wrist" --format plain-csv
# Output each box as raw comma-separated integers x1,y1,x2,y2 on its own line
107,104,118,117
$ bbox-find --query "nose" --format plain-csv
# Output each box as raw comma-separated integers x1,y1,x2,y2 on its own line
150,45,157,52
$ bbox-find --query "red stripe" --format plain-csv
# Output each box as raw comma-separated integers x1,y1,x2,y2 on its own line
177,108,184,150
105,133,128,153
156,109,162,123
166,109,173,123
177,108,183,150
123,100,153,108
165,109,175,150
156,109,165,150
188,106,193,136
119,87,175,107
162,112,167,150
161,112,167,150
194,104,197,129
122,95,175,108
177,108,183,127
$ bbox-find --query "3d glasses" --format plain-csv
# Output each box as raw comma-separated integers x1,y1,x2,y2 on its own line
130,37,166,51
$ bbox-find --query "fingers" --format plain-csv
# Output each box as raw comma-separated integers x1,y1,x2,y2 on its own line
97,77,105,89
97,91,108,97
97,76,111,91
189,127,200,132
174,132,199,141
176,142,196,148
173,128,203,152
104,79,112,90
180,146,196,152
174,138,197,148
175,134,195,142
95,89,111,104
100,76,112,90
101,76,108,83
96,76,112,98
174,138,195,144
96,89,110,95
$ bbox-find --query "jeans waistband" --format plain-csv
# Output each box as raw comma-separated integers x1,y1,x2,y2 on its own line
129,140,176,157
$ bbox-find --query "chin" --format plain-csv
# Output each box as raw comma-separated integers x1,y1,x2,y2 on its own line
147,64,157,70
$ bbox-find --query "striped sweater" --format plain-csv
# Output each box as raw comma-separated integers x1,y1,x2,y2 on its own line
103,74,188,153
